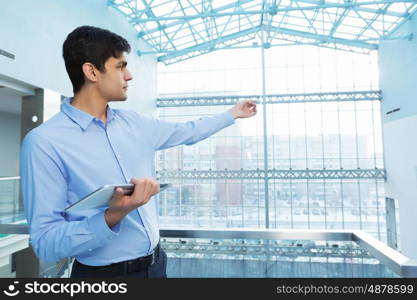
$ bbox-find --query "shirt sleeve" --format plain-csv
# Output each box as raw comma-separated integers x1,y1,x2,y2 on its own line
149,110,235,151
20,131,120,263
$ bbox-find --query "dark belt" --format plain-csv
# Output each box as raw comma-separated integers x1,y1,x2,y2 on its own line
75,243,161,275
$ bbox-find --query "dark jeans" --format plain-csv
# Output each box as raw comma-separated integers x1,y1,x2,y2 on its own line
70,248,168,278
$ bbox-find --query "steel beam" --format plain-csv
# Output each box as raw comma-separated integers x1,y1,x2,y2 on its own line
157,90,382,107
156,168,386,180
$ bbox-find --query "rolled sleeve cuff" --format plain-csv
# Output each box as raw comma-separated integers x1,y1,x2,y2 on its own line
87,211,120,243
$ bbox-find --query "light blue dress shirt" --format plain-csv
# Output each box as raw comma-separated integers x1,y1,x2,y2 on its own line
20,98,234,265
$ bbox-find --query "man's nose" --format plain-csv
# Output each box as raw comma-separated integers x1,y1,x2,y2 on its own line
125,69,133,81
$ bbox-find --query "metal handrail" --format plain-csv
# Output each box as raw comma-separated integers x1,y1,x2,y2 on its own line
160,228,417,278
0,176,20,181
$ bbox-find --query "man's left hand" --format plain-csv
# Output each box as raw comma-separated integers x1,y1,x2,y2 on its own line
229,100,257,119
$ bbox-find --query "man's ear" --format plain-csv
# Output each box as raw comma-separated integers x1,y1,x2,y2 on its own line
82,62,99,83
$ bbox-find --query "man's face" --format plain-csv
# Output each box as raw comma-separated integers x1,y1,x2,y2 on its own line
96,53,133,101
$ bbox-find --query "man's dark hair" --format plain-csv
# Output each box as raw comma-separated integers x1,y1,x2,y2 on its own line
63,26,131,94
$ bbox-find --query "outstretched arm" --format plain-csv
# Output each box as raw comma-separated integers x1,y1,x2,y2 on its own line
151,100,257,151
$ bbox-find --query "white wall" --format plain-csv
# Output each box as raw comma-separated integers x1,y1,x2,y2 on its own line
379,15,417,258
0,0,157,116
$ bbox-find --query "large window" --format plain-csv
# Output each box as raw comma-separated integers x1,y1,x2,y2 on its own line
158,45,378,96
156,45,386,242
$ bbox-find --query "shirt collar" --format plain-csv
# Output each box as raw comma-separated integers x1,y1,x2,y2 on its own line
61,97,116,131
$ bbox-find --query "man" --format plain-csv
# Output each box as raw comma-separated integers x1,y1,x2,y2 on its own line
20,25,257,278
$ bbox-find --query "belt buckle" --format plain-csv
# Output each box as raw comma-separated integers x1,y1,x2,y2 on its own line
126,260,135,273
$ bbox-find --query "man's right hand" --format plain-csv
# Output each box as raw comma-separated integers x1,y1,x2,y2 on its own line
104,178,160,228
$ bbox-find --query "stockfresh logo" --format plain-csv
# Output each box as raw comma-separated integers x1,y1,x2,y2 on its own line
3,281,20,297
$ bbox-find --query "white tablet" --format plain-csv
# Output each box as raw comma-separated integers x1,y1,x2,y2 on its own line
64,183,171,213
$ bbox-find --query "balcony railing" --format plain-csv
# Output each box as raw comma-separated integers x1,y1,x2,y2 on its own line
0,176,21,217
1,220,416,277
159,228,417,278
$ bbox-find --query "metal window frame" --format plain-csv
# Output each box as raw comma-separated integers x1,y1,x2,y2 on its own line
109,0,417,64
157,168,386,180
156,90,382,107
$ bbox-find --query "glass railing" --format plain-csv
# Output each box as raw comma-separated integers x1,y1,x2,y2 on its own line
0,177,71,278
0,176,23,221
2,224,416,278
159,229,417,278
0,177,27,277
